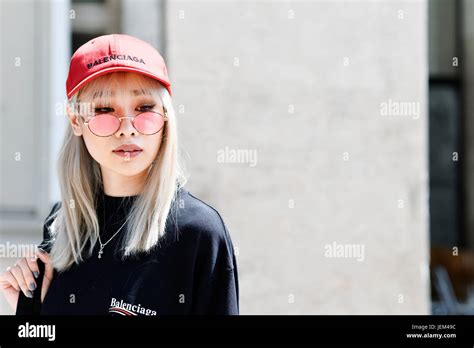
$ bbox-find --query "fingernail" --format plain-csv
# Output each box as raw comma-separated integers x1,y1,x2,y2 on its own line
26,290,33,298
37,248,46,254
33,271,39,279
29,282,36,290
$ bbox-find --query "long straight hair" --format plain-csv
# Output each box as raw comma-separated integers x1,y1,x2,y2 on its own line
46,72,187,272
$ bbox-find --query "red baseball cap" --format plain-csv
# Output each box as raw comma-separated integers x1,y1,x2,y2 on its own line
66,34,172,99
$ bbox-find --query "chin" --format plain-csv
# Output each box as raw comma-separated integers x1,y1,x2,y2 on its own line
108,156,151,174
111,164,150,177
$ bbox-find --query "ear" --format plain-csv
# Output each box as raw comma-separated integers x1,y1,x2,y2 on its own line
66,103,83,136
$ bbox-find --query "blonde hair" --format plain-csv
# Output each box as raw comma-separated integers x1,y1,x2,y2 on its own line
46,72,187,272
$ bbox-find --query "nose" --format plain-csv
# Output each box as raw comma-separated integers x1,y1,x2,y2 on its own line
115,116,136,137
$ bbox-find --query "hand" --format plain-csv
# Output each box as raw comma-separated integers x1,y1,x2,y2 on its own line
0,249,54,311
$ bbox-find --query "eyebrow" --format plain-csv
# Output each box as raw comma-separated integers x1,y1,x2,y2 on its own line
132,89,152,96
92,89,153,99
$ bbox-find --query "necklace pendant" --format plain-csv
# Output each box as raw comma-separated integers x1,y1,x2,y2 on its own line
98,247,104,259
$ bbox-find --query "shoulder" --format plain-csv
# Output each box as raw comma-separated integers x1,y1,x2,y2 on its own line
169,188,237,269
174,189,228,233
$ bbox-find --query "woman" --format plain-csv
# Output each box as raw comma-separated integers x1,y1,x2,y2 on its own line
0,34,239,315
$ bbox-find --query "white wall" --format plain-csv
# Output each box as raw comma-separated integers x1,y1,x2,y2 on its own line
0,0,70,315
0,0,430,315
167,0,430,314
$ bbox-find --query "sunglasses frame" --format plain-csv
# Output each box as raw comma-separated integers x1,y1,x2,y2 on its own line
80,106,168,137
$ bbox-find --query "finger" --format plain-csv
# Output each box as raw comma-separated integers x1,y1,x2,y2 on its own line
9,265,33,298
16,258,37,293
0,267,20,291
26,255,40,279
36,250,54,304
36,250,53,280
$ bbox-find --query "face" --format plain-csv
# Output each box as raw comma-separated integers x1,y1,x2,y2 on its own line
68,83,166,181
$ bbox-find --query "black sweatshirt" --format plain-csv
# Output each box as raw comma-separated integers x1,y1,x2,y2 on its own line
16,188,239,315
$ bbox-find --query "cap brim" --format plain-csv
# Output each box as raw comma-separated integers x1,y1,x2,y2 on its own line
67,66,172,99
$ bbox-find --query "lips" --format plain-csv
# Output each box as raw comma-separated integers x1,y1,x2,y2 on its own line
112,144,143,153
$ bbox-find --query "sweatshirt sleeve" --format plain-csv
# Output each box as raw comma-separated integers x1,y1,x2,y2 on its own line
38,201,61,253
15,201,61,316
191,213,240,315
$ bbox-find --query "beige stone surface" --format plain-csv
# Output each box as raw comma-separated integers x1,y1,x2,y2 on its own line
167,0,429,314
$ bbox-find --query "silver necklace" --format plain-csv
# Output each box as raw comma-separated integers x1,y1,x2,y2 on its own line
97,215,131,259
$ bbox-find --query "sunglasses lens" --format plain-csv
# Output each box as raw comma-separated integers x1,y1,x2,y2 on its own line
134,112,165,135
88,114,120,136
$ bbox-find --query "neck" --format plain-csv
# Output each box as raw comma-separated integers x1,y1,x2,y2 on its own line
100,167,146,197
